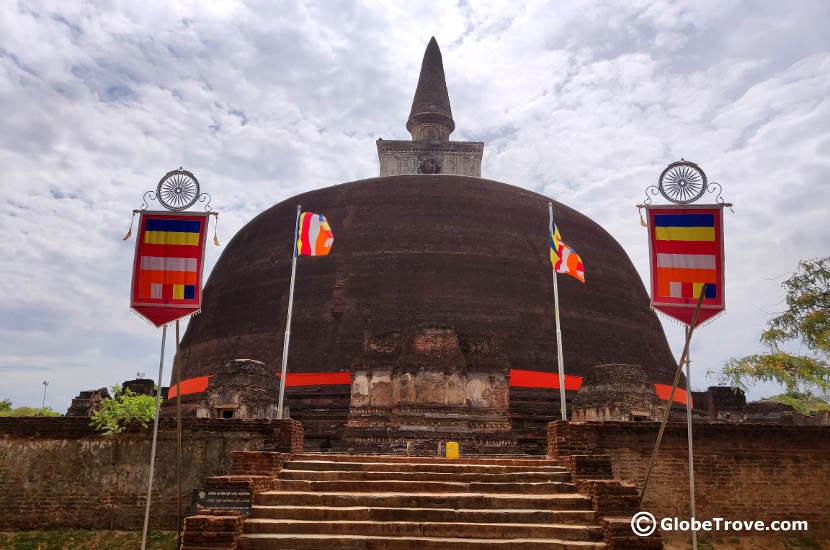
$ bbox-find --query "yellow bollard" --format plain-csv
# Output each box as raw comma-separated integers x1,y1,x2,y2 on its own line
446,441,459,459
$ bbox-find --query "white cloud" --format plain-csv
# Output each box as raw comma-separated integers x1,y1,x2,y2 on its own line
0,0,828,410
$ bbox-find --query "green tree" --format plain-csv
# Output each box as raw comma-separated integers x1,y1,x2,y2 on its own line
0,399,11,411
90,385,159,435
717,257,830,393
768,391,830,414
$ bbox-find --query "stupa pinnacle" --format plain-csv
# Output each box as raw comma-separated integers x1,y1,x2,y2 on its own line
376,37,483,176
406,36,455,141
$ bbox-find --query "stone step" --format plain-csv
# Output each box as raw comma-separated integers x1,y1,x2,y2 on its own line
243,519,603,541
254,491,593,510
237,533,605,550
278,469,572,482
249,505,597,524
274,479,576,494
295,454,557,466
285,460,566,474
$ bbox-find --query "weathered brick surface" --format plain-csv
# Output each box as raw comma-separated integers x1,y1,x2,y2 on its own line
559,454,614,479
205,475,274,494
574,479,640,515
180,510,243,550
549,420,830,536
273,419,303,454
0,417,301,530
602,516,663,550
175,176,680,452
229,451,286,478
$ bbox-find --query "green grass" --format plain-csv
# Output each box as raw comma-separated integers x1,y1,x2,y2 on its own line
0,530,178,550
0,407,61,417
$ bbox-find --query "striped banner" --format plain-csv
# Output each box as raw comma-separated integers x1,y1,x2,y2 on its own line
647,206,725,325
130,212,210,327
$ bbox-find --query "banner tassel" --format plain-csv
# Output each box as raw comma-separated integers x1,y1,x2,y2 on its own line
123,212,137,240
212,212,221,246
638,206,647,227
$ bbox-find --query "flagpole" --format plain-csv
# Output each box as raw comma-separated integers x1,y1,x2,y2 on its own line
141,324,166,550
685,326,698,550
175,319,183,539
639,286,706,505
549,202,568,421
277,205,301,419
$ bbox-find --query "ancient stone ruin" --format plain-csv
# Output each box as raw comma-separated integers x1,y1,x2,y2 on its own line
195,359,280,419
571,364,659,422
65,387,110,416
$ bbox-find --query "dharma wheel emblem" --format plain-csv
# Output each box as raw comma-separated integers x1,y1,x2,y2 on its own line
657,160,707,205
641,159,728,207
129,167,214,213
156,168,201,211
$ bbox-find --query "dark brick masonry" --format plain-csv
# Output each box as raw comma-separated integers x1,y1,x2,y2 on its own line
0,417,302,530
548,420,830,537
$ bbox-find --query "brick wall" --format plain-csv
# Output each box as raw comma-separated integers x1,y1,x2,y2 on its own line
548,421,830,536
0,417,301,530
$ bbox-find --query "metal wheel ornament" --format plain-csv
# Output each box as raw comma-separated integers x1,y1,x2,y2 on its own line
658,160,707,205
156,169,200,211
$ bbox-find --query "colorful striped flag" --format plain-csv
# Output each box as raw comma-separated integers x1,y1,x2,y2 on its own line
550,219,585,283
297,212,333,256
647,207,725,325
131,213,209,327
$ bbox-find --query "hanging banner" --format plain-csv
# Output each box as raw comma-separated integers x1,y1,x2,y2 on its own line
130,211,210,327
646,205,725,325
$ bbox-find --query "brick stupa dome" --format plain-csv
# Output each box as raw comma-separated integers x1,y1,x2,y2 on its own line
167,39,682,454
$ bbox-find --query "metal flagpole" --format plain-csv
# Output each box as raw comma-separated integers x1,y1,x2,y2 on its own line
277,205,302,419
685,326,698,550
141,324,167,550
549,203,568,420
175,319,183,538
639,286,706,505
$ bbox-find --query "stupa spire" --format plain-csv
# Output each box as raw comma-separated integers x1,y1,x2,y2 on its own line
406,37,455,141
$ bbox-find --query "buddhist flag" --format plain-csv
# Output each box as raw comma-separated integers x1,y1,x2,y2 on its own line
647,206,725,325
550,218,585,283
130,212,209,327
297,212,333,256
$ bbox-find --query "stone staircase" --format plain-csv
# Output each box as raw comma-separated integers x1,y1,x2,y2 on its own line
236,454,606,549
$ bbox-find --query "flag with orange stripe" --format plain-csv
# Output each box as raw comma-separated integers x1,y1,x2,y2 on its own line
130,212,210,327
297,212,334,257
647,206,725,325
550,217,585,283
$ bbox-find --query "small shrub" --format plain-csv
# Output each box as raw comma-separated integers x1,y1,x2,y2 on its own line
90,385,159,435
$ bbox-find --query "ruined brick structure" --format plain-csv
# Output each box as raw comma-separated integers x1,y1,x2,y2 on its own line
122,378,156,397
571,364,659,422
691,385,746,421
168,37,685,453
65,387,110,416
195,359,280,419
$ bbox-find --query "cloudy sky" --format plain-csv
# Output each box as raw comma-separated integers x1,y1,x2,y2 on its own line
1,0,828,412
